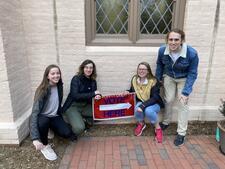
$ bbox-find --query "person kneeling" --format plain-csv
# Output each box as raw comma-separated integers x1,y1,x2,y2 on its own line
30,65,77,161
125,62,164,143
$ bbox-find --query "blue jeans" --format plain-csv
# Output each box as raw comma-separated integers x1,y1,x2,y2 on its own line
135,102,160,124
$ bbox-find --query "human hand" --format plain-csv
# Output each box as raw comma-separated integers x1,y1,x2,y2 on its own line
179,94,189,105
33,140,44,150
95,94,102,100
94,90,102,100
137,107,143,113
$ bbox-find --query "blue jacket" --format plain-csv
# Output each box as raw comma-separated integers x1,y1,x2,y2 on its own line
155,44,199,96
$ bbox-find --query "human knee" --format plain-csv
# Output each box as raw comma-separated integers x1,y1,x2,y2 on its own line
38,117,49,130
58,126,72,138
145,106,159,124
164,95,175,104
72,123,85,135
145,111,157,124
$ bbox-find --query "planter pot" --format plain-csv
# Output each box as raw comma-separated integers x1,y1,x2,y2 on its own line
217,121,225,155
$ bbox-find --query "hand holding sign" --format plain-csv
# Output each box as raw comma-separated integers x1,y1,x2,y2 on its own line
94,90,102,100
136,107,143,113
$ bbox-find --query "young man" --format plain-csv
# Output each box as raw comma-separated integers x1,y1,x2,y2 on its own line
155,28,199,146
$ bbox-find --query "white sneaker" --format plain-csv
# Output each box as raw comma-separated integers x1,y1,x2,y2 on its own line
47,129,54,139
40,145,57,161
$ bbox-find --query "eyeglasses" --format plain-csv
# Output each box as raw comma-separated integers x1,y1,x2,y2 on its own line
168,38,180,42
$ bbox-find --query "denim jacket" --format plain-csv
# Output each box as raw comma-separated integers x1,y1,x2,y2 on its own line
155,44,199,96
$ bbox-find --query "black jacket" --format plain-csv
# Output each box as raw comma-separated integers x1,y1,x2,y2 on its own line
30,83,63,141
129,78,164,111
62,75,97,112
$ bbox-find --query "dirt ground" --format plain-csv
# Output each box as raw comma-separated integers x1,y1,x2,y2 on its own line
0,122,217,169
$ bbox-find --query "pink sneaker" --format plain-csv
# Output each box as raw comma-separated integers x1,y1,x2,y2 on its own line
134,122,146,136
155,128,163,143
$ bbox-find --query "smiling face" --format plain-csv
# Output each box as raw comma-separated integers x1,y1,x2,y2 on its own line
47,67,61,85
167,32,183,53
83,63,94,78
137,64,149,79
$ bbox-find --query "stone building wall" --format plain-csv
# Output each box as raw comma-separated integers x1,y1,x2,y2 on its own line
0,0,224,144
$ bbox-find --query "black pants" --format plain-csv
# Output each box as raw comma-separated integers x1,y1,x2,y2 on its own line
38,115,75,145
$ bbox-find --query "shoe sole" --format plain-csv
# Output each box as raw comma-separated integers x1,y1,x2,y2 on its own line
136,124,146,137
40,150,57,161
155,137,163,143
174,143,184,147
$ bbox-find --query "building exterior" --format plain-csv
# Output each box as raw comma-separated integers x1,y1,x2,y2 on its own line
0,0,225,144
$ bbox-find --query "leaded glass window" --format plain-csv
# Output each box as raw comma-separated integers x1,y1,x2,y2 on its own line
85,0,186,45
96,0,129,34
140,0,173,34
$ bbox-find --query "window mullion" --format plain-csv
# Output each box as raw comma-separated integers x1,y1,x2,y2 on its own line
173,0,186,29
92,0,96,40
129,0,139,43
128,0,137,43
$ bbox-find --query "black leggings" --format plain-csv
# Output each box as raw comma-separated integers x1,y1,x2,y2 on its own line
38,115,74,145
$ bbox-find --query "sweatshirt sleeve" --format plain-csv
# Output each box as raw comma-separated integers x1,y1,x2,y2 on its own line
30,98,42,141
182,50,199,96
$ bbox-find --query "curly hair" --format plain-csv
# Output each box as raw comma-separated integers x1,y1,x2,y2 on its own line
77,59,97,80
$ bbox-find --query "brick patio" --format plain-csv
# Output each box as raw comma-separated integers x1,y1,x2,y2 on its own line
59,135,225,169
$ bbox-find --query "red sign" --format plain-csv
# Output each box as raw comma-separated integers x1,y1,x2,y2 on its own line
93,93,135,120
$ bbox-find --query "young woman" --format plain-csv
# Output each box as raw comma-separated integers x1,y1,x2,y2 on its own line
30,64,77,161
63,59,101,135
126,62,164,143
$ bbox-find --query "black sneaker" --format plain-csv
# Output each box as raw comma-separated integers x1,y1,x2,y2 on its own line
159,122,169,130
174,134,185,146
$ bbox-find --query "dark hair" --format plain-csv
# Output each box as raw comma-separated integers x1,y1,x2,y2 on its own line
166,28,185,43
34,64,62,101
77,59,97,80
137,62,156,80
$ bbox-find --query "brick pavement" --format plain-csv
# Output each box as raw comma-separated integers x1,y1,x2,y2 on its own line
59,135,225,169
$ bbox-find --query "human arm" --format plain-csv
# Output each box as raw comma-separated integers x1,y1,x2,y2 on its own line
30,97,43,141
182,50,199,96
138,81,162,111
155,47,165,82
69,76,96,101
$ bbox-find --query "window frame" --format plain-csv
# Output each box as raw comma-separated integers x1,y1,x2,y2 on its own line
85,0,186,46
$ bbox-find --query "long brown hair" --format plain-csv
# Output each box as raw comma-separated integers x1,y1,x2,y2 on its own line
137,62,156,80
77,59,97,80
34,64,62,101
